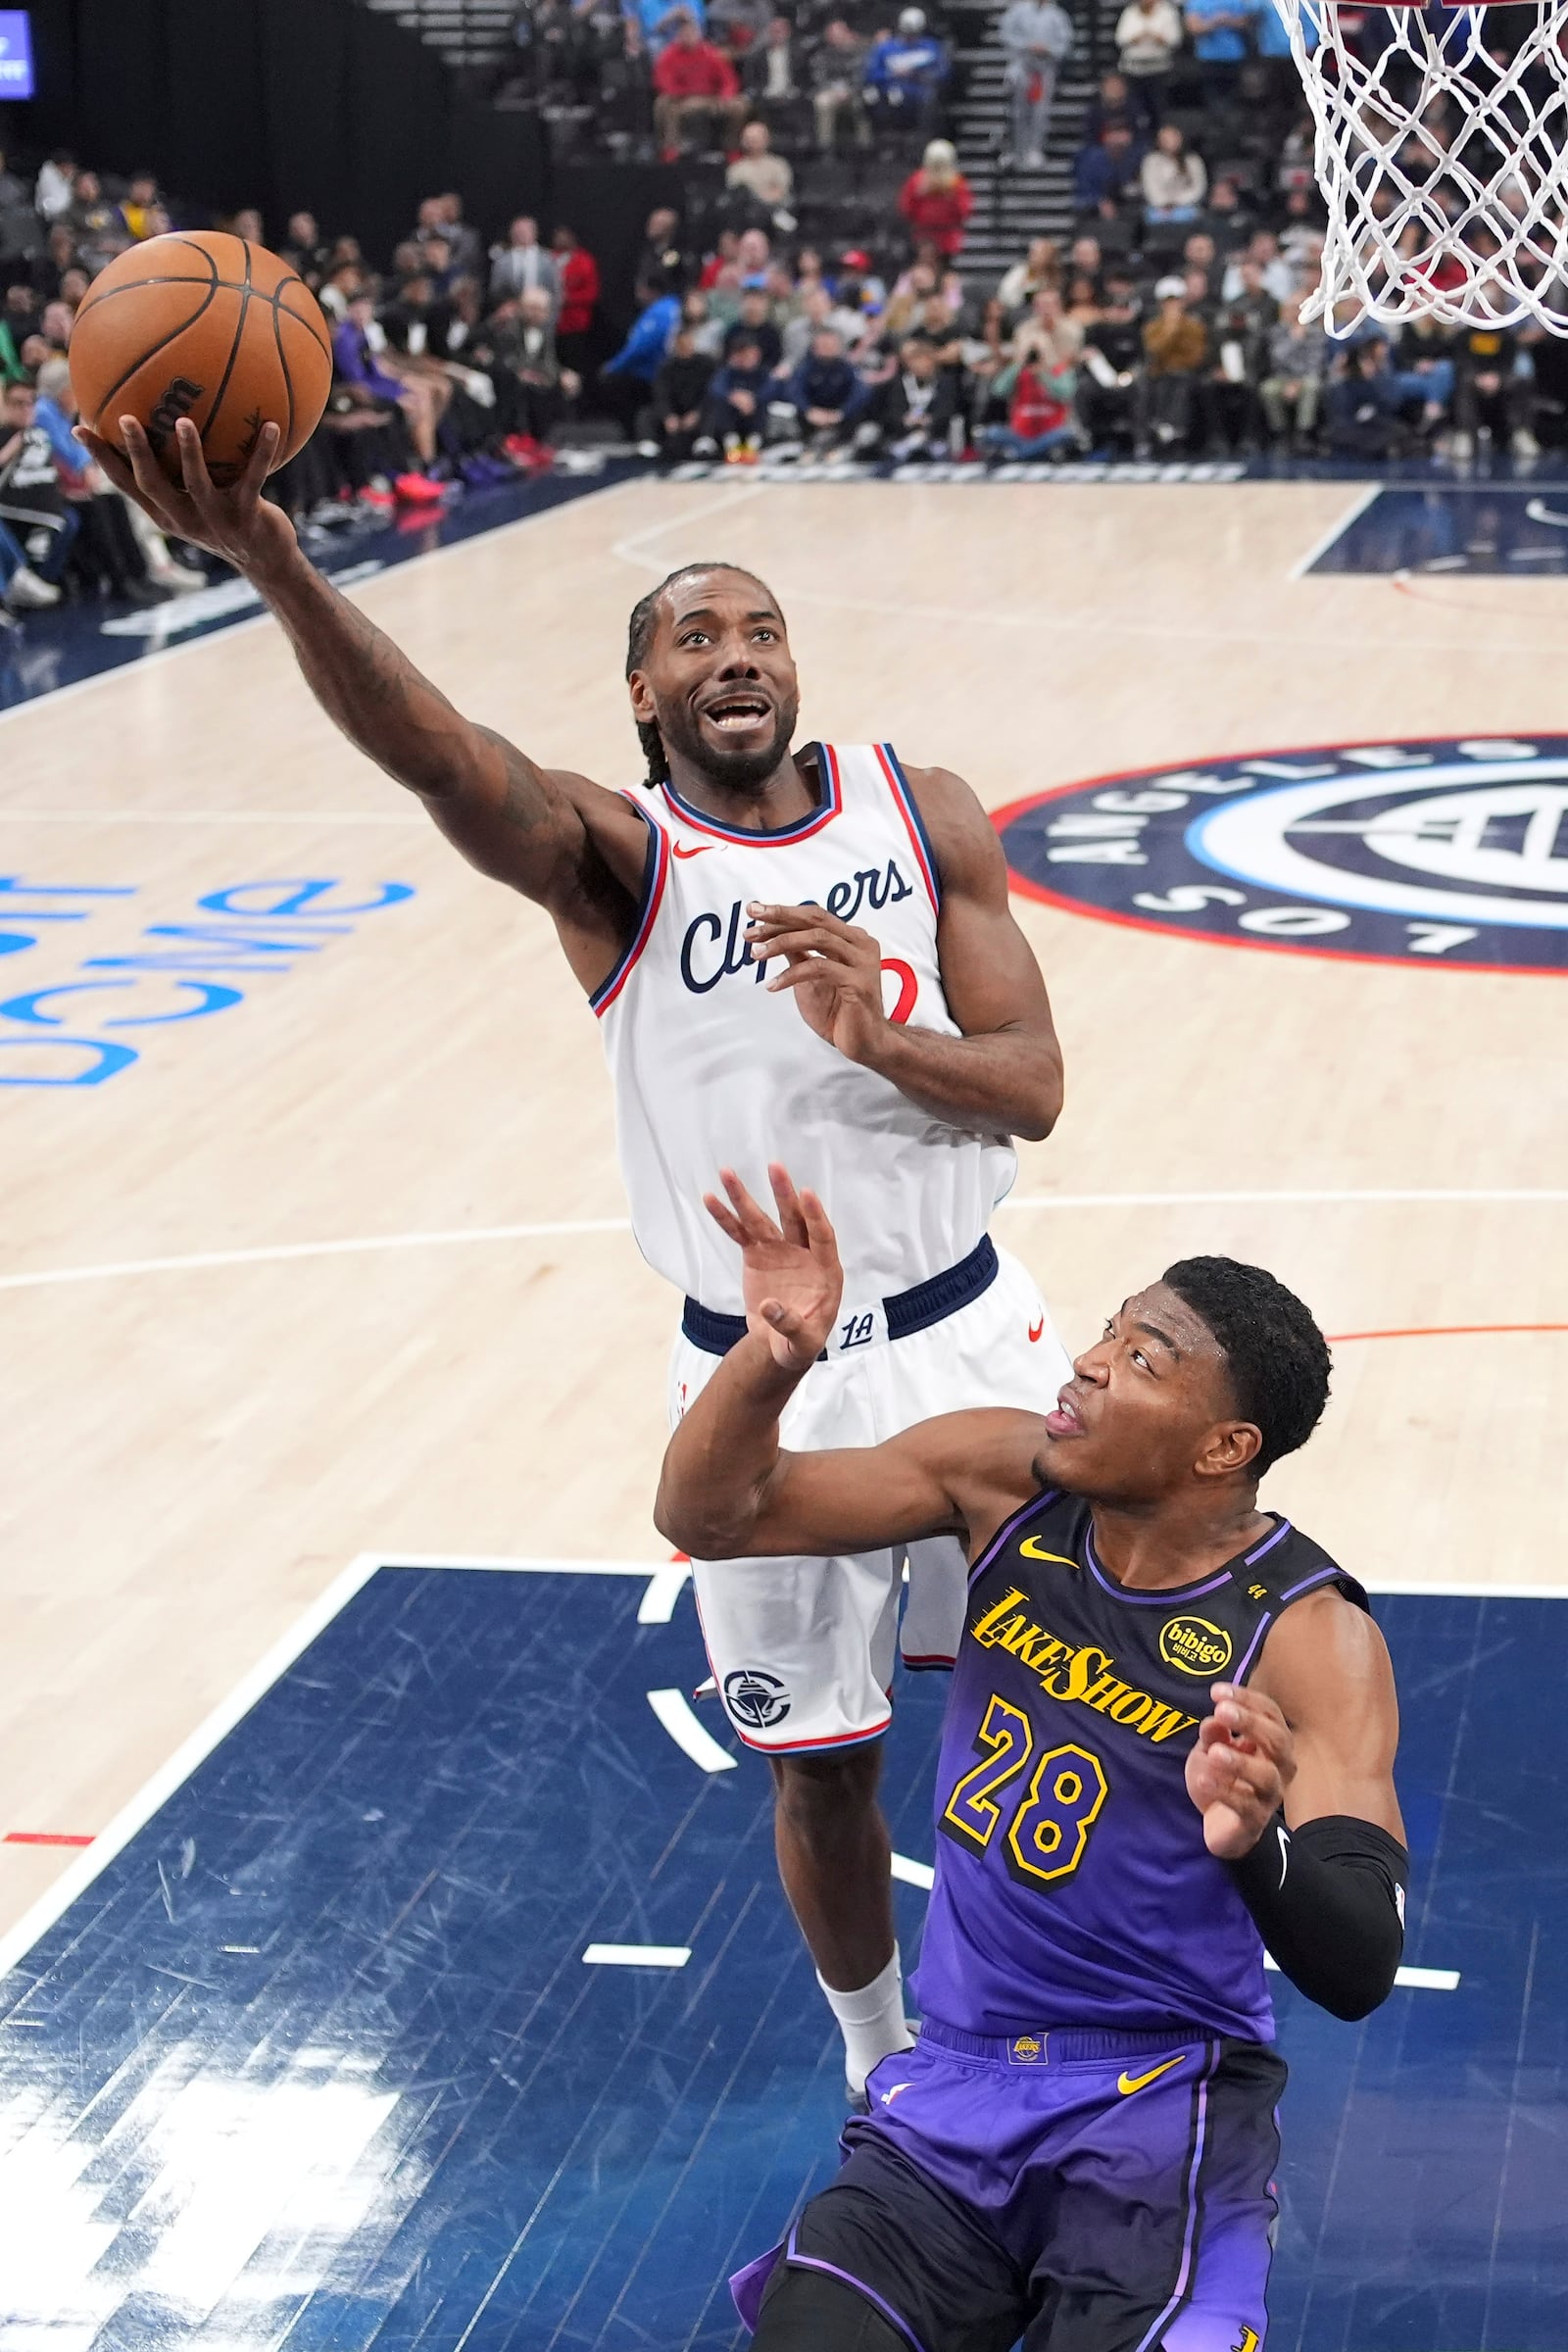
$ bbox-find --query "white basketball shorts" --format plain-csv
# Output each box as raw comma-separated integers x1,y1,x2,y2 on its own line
668,1243,1072,1755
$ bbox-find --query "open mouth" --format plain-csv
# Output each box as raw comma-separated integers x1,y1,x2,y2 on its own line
702,693,771,732
1046,1387,1085,1437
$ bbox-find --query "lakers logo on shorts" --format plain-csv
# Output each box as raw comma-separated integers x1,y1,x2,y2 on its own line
1158,1616,1234,1677
723,1669,791,1730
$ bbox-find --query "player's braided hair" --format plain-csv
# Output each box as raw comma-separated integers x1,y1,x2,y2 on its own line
1162,1256,1333,1477
624,563,781,789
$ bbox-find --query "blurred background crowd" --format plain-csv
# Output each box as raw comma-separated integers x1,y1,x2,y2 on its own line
1,0,1564,623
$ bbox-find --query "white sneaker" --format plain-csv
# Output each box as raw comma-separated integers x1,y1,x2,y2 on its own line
149,564,207,595
1511,427,1541,459
1447,430,1474,461
1023,150,1045,170
4,566,61,612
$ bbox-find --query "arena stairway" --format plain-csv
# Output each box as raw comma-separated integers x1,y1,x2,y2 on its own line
356,0,518,74
952,0,1114,285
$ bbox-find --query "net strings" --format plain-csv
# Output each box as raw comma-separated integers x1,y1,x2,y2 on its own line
1280,0,1568,329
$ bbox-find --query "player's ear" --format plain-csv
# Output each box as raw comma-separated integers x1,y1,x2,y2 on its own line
1195,1420,1262,1480
627,668,657,723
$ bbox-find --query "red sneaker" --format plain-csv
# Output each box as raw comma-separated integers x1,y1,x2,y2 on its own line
394,472,445,506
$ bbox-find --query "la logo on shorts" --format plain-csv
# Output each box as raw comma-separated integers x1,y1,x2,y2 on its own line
723,1669,791,1730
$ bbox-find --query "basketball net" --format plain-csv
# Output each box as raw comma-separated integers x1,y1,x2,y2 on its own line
1276,0,1568,331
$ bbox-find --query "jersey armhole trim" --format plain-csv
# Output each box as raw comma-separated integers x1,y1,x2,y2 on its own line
876,742,943,913
966,1487,1060,1590
591,806,668,1017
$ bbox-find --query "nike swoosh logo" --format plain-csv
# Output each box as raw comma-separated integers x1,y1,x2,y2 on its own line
672,842,712,859
1018,1538,1078,1566
1117,2056,1185,2097
1028,1317,1046,1343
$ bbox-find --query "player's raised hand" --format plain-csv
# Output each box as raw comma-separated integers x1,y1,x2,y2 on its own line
704,1163,843,1372
745,903,892,1065
74,415,295,575
1185,1683,1297,1859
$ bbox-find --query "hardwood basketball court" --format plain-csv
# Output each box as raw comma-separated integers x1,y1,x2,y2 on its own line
3,472,1565,1926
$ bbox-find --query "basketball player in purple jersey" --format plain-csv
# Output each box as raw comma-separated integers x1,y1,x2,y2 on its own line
659,1166,1407,2352
86,416,1073,2100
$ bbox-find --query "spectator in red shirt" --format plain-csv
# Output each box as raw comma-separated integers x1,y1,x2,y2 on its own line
551,224,601,374
898,140,975,261
654,15,747,158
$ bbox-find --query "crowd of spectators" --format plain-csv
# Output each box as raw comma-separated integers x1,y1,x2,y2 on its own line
0,148,620,626
505,0,955,164
581,0,1555,469
0,0,1557,635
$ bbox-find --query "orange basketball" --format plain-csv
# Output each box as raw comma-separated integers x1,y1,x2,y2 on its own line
70,231,333,486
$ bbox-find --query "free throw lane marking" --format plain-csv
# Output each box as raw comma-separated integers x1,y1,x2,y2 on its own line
582,1943,692,1968
1264,1954,1459,1990
646,1689,738,1774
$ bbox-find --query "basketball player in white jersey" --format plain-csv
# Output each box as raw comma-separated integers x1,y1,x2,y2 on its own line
87,414,1073,2097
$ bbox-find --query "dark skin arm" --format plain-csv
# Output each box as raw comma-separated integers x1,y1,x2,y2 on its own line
660,1167,1403,1873
74,415,651,996
1187,1593,1404,1857
654,1163,1041,1560
745,764,1063,1142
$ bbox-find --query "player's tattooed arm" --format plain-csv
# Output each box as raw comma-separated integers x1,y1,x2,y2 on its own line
744,765,1063,1141
76,416,649,984
655,1167,1039,1560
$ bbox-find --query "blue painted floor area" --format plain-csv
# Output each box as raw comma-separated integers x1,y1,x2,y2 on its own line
1307,484,1568,575
0,1571,1560,2351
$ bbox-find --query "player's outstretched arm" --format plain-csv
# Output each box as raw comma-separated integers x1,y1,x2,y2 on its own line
654,1166,1033,1560
76,417,647,968
744,765,1063,1142
1187,1593,1407,2020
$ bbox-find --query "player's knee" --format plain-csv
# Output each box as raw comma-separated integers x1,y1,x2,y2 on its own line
752,2259,907,2351
770,1745,882,1834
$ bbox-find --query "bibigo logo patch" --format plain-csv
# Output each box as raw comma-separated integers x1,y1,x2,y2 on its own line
1158,1617,1234,1677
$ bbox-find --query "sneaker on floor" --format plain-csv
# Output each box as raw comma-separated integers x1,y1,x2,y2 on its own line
1446,430,1474,461
149,563,208,594
504,433,540,463
393,471,446,505
358,486,396,513
4,565,61,612
1512,427,1541,459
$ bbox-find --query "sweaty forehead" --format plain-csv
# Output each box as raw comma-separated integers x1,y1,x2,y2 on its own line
1121,1282,1228,1379
662,570,782,629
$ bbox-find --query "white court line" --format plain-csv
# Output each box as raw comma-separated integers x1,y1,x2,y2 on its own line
0,1552,1534,1983
7,1190,1565,1297
609,480,767,576
0,1219,634,1295
647,1689,739,1775
0,1547,384,1982
583,1942,691,1968
639,1560,693,1624
1288,483,1384,580
1265,1955,1459,1992
892,1854,936,1889
0,808,425,825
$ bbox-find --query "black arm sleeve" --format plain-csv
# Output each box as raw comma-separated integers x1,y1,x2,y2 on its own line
1227,1814,1407,2022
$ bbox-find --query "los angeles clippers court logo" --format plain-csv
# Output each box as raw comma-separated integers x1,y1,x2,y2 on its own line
995,736,1568,975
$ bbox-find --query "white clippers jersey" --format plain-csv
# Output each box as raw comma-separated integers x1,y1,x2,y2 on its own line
595,742,1018,1313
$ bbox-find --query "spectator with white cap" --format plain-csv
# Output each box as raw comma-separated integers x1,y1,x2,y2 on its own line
864,10,951,144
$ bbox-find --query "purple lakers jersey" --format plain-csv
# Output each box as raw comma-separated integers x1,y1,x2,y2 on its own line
913,1489,1369,2042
